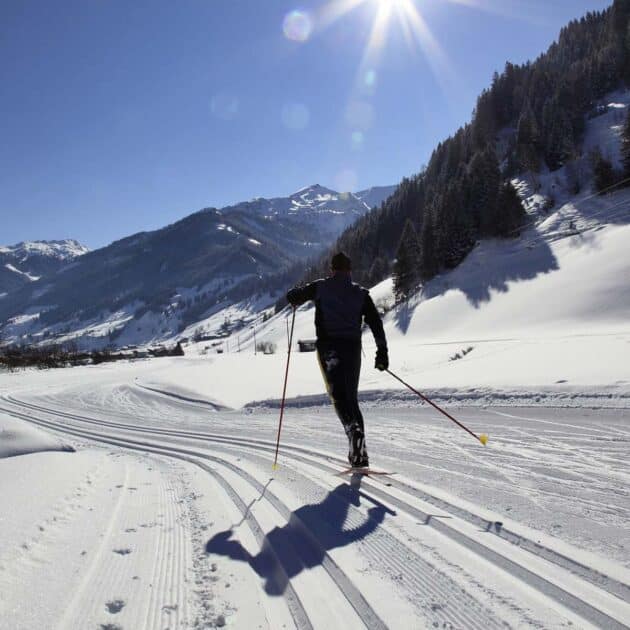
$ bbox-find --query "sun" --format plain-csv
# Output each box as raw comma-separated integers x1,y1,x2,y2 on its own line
315,0,453,93
313,0,527,90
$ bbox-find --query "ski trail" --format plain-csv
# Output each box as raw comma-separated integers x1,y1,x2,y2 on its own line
53,461,130,630
4,393,630,628
507,424,630,485
448,440,546,511
491,409,630,439
206,441,602,629
6,391,628,598
51,454,194,630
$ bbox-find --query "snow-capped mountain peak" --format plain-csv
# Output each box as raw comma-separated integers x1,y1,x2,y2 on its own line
0,239,89,296
0,239,89,260
221,183,394,226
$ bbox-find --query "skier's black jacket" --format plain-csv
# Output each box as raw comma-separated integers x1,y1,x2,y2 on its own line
286,274,387,350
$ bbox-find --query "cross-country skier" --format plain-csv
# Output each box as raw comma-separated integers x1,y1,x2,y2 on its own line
286,252,389,468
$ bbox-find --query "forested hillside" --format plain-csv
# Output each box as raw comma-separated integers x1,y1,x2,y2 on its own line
300,0,630,301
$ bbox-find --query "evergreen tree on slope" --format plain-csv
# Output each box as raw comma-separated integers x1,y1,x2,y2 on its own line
393,220,421,302
621,109,630,181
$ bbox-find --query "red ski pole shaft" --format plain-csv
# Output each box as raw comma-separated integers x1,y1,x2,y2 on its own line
386,369,487,445
273,307,297,468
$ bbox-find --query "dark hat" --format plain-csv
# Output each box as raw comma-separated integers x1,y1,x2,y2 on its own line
331,252,352,271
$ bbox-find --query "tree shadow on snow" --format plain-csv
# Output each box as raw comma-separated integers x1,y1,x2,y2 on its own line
205,477,395,595
448,237,559,308
393,299,414,334
393,236,560,332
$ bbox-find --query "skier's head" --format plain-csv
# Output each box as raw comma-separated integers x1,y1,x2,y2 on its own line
331,252,352,273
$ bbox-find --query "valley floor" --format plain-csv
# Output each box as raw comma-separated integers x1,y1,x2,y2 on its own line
1,368,629,629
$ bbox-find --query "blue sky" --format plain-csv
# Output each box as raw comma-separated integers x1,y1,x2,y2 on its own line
1,0,613,248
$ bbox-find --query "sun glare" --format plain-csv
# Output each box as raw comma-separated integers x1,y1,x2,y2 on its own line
314,0,455,93
289,0,522,161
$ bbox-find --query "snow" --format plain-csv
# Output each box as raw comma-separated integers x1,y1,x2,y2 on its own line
0,414,74,458
583,89,630,169
216,223,238,234
0,239,89,260
4,263,40,282
0,372,629,628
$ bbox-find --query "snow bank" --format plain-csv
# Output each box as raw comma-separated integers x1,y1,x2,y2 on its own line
0,415,75,458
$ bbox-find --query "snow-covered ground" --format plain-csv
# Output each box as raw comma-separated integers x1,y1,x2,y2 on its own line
1,372,629,629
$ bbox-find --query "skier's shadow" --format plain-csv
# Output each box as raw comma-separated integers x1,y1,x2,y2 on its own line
205,477,395,595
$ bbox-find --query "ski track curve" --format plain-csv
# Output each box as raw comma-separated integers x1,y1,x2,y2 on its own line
2,392,630,629
8,390,629,603
0,400,369,629
1,399,486,629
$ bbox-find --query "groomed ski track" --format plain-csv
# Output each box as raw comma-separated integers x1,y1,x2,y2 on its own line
2,386,630,629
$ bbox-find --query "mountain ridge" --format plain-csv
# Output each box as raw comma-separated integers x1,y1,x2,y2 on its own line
0,184,395,348
0,239,89,297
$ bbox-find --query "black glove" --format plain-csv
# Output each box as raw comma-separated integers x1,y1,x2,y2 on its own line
375,347,389,371
286,289,300,307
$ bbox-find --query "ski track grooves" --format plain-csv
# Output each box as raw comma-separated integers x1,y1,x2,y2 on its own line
54,462,130,630
1,399,389,630
3,394,630,629
9,391,629,602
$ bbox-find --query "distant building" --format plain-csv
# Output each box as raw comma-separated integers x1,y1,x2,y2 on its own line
297,339,317,352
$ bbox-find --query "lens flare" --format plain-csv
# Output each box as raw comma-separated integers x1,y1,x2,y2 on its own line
364,69,377,88
351,131,365,149
283,10,313,42
335,168,358,192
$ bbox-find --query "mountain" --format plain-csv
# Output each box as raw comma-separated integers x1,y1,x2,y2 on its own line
222,184,396,240
0,185,394,349
354,186,398,210
0,240,88,296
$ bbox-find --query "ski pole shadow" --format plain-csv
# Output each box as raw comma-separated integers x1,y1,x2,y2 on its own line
205,479,395,595
231,478,273,528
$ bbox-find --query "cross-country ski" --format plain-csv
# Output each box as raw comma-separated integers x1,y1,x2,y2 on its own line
337,467,395,476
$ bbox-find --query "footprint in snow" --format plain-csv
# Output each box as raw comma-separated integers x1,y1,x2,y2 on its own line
105,600,126,614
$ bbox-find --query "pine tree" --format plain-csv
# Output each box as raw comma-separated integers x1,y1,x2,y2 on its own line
516,102,541,172
393,220,421,302
367,256,389,288
468,147,501,236
440,181,475,269
590,148,616,193
495,182,526,236
621,109,630,180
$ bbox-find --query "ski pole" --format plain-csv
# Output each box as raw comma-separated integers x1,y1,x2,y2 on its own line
272,307,297,469
386,369,488,445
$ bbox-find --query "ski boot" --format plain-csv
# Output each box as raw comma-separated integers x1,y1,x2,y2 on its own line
347,425,369,468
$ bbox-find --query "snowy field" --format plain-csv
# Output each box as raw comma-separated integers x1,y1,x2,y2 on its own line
1,367,629,629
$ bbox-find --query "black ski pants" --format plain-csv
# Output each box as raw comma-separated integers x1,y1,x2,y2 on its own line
317,338,364,436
